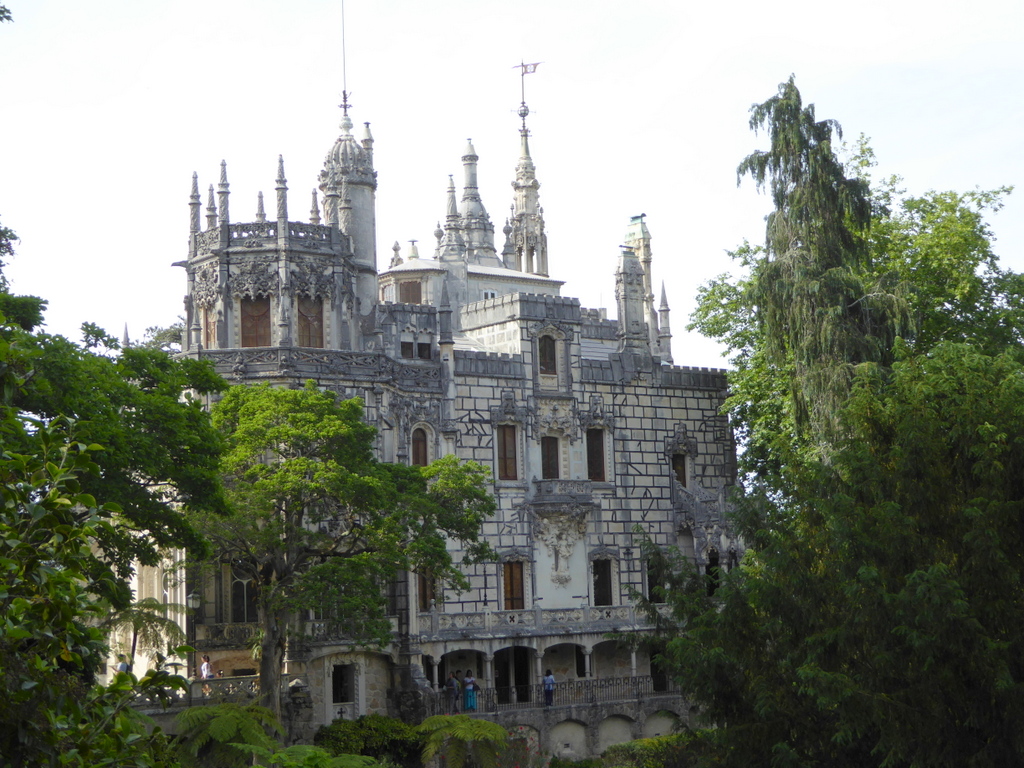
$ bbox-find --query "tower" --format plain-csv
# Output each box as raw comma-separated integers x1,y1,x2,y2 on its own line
320,96,378,315
504,100,548,275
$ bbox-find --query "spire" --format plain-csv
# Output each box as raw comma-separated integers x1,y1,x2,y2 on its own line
508,84,547,276
256,192,266,222
460,140,486,217
309,189,321,225
624,214,657,347
189,172,201,234
437,176,466,262
275,155,288,221
658,282,673,364
205,184,217,229
217,160,230,225
122,324,130,348
438,281,454,346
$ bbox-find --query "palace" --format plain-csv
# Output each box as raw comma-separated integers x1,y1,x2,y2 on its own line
159,93,739,756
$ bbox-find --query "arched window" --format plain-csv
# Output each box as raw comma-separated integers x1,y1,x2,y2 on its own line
538,335,556,374
297,296,323,348
411,428,428,467
231,568,258,623
241,297,271,347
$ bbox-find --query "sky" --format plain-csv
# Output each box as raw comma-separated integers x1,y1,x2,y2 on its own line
2,0,1022,369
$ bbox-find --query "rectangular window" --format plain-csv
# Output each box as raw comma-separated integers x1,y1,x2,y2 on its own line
417,572,436,612
399,281,422,304
538,336,556,374
575,646,586,678
646,558,664,602
586,429,605,482
541,436,560,479
400,341,415,358
332,664,354,703
503,561,525,610
497,425,518,480
417,342,432,360
297,296,324,348
241,296,271,347
593,559,613,606
672,454,688,488
203,308,216,349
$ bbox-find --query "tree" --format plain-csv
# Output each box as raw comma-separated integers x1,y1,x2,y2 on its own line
173,703,283,768
189,382,495,720
0,415,186,767
668,78,1024,767
6,325,228,576
418,715,508,768
100,597,188,671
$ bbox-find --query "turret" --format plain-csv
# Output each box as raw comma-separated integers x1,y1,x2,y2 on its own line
320,97,378,315
458,140,498,262
508,101,548,275
624,214,657,348
615,246,650,355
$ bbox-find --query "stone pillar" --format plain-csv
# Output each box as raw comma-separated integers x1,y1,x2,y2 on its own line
534,648,543,684
630,648,637,677
583,647,592,678
484,653,494,690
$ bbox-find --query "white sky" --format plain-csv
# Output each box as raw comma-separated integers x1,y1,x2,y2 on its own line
2,0,1022,368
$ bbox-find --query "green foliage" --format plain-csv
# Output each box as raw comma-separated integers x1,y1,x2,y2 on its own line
139,319,185,353
100,596,188,672
601,733,710,768
314,713,424,766
418,714,508,768
173,702,282,768
191,382,494,717
238,743,380,768
3,325,227,576
676,77,1024,768
0,415,187,766
549,758,602,768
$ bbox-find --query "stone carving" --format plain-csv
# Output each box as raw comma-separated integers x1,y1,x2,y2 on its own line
291,259,335,301
665,422,698,457
229,256,278,299
490,390,527,424
533,504,588,585
535,399,576,438
578,394,614,431
192,264,219,308
529,321,572,342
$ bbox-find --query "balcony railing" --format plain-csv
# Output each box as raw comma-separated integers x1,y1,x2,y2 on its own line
424,675,680,716
422,604,663,638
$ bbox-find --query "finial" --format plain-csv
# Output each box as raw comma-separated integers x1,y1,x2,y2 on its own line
189,172,201,234
256,192,266,222
206,184,217,229
390,241,403,268
310,189,321,225
434,221,443,243
217,160,230,225
275,155,288,221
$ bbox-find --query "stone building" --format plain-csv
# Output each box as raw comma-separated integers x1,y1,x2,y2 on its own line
175,95,740,757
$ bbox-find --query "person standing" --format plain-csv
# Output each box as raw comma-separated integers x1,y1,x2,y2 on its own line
200,654,213,680
463,669,477,711
115,654,129,674
445,671,461,714
543,669,556,707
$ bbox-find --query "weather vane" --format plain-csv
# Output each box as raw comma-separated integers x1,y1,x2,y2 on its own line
513,61,542,133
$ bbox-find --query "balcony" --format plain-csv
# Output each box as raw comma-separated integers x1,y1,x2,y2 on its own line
423,675,680,716
420,604,664,640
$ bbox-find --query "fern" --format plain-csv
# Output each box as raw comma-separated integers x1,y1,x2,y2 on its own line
174,703,283,768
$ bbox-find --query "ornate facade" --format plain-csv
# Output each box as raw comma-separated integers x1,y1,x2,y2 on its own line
177,97,739,757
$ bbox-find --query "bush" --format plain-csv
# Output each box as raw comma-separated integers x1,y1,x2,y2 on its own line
601,732,711,768
550,757,602,768
314,714,425,767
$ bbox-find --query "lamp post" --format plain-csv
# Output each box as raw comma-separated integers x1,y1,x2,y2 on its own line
186,591,201,679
